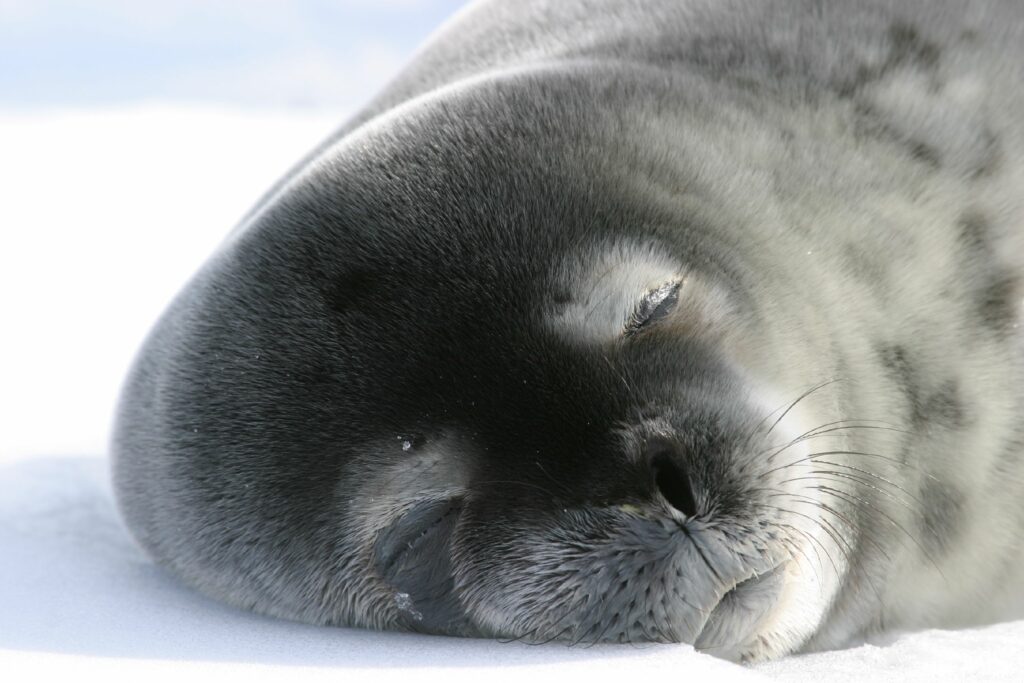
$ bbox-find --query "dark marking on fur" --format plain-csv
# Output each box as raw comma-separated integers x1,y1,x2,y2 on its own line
960,28,981,45
957,211,991,253
837,22,942,97
600,30,807,102
852,102,942,170
841,242,890,292
977,272,1020,335
956,211,1020,335
969,127,1003,180
906,140,942,168
920,380,970,431
877,344,925,428
842,23,1003,180
887,23,941,70
918,479,965,557
997,431,1024,473
879,346,972,430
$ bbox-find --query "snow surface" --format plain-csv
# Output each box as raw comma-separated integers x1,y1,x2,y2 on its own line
2,108,1022,682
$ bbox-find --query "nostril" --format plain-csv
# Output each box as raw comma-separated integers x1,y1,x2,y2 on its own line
651,450,698,518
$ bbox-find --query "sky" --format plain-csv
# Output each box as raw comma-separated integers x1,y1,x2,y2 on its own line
0,0,470,110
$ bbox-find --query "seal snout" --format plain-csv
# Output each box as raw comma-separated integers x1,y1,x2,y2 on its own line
646,437,698,519
694,563,788,661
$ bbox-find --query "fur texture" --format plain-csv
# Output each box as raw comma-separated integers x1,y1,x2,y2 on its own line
113,0,1024,662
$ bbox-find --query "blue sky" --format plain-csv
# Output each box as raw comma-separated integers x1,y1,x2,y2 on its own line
0,0,469,109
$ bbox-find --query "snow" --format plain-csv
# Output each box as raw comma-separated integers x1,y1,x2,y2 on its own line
2,108,1023,682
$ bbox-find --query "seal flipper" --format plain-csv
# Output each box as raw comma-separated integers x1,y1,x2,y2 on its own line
373,497,475,636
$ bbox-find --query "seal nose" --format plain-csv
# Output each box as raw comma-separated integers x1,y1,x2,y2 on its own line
646,438,698,518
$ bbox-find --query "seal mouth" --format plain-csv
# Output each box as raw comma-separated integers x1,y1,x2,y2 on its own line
693,562,787,660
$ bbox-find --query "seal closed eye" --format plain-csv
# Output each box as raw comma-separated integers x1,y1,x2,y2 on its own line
113,0,1024,663
627,281,682,336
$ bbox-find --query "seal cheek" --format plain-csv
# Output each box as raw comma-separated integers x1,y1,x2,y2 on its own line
693,563,788,660
373,497,475,635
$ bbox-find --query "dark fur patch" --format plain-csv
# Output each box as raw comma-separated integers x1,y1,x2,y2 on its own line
374,497,474,635
960,28,981,44
877,347,969,431
955,211,1020,335
837,22,942,97
852,102,942,170
969,128,1003,179
977,272,1020,334
918,479,965,557
994,432,1024,477
877,344,924,428
887,23,941,69
838,23,957,170
906,141,942,168
957,211,991,253
919,380,970,431
841,242,890,292
322,268,376,315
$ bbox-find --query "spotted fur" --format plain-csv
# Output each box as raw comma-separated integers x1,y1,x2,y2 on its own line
114,0,1024,662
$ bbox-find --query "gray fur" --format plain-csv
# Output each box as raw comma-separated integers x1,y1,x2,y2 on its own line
113,0,1024,662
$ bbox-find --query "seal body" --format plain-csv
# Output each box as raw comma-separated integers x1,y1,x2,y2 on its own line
113,0,1024,661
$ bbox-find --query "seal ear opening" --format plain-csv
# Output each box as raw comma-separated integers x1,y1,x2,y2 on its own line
373,497,474,635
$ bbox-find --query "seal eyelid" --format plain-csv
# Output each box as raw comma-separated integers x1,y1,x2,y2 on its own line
625,280,681,336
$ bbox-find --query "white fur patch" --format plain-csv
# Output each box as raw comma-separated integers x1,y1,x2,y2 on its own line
548,239,734,343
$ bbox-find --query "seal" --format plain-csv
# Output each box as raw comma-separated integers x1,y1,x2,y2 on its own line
112,0,1024,662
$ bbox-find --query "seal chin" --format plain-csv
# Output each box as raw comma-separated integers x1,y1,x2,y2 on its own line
694,563,789,662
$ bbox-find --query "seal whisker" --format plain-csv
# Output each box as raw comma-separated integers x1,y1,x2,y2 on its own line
745,486,833,580
775,519,843,590
776,490,893,564
776,528,827,589
600,352,637,397
771,497,889,607
776,469,916,509
466,479,571,500
533,460,575,499
581,261,629,325
805,463,924,509
761,423,912,466
810,484,947,584
745,379,838,445
755,502,855,569
764,450,938,481
780,471,918,519
751,503,856,594
760,421,912,456
582,611,621,647
535,620,579,646
764,378,844,437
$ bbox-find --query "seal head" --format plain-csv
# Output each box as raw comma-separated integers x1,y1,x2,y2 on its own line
113,0,1024,663
115,71,841,660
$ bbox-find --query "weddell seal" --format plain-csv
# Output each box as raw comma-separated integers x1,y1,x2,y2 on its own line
112,0,1024,662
